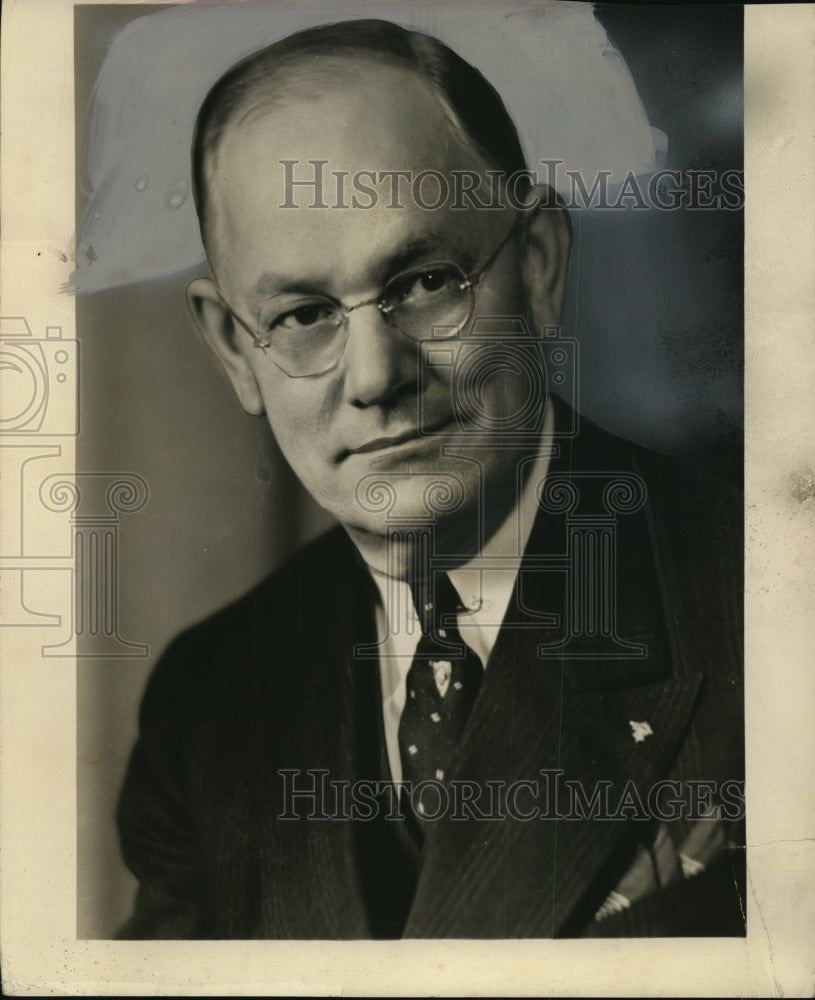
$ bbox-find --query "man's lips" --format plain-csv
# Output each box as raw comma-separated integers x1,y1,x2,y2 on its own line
342,419,455,458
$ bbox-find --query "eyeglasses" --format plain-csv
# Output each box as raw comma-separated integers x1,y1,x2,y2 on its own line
222,209,529,378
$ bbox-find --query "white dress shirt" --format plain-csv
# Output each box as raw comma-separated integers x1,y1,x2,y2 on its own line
368,401,556,784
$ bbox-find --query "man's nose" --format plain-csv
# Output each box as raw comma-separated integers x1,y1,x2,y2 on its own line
340,305,417,407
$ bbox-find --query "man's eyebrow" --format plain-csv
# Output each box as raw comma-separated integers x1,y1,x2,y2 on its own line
249,233,469,300
251,277,330,300
382,234,465,275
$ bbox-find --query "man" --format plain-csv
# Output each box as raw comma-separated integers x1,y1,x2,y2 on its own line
117,19,744,939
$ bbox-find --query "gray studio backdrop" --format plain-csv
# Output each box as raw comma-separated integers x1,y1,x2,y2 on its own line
75,2,743,938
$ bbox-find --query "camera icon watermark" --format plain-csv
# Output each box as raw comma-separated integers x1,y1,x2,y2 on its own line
0,313,148,657
418,316,578,441
0,317,79,436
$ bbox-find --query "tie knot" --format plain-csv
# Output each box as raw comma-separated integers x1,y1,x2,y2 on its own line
409,572,464,635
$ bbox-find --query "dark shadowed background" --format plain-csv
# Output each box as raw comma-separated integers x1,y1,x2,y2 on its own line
75,2,743,938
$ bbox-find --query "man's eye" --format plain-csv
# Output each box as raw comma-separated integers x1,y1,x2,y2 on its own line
394,267,457,304
273,303,335,331
417,270,450,293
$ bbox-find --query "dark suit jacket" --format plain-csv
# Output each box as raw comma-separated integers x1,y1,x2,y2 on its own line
117,404,744,939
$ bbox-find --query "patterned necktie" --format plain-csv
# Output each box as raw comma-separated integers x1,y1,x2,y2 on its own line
398,572,484,821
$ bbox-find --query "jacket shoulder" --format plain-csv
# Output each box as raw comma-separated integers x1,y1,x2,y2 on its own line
172,526,354,646
568,402,742,543
138,525,362,715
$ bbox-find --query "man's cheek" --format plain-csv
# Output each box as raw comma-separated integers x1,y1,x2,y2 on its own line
265,386,312,433
418,356,456,420
264,405,318,468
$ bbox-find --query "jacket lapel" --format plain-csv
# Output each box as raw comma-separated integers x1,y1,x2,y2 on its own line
405,411,706,937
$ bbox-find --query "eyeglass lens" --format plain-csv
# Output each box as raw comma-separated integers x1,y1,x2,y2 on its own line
256,261,473,376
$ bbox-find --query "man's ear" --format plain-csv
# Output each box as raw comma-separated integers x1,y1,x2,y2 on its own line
519,185,572,328
186,277,265,416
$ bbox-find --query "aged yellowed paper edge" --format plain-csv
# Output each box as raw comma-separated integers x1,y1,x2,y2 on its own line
0,1,813,995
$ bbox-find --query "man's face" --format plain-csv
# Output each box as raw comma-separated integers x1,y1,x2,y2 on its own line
204,60,558,556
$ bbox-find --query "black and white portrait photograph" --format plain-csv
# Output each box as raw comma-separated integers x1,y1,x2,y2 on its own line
1,0,813,995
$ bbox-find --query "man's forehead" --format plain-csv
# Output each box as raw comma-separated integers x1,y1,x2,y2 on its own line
206,58,499,296
211,58,487,208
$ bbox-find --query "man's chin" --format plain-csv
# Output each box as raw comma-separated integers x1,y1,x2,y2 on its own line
341,497,482,577
341,459,475,526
